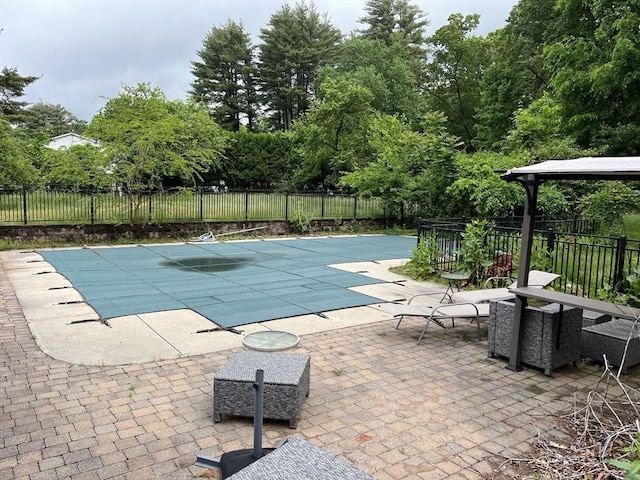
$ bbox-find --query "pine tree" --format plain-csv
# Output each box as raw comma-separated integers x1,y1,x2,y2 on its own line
190,21,257,131
258,2,342,131
0,67,39,123
358,0,428,56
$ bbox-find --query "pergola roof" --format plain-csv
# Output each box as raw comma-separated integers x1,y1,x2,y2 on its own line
501,157,640,182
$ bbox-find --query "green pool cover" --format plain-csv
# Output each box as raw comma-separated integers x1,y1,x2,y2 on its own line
39,235,414,328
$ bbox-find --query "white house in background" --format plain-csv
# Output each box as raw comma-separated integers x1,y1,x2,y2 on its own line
46,132,100,150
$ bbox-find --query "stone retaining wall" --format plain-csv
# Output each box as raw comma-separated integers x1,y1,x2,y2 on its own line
0,219,387,243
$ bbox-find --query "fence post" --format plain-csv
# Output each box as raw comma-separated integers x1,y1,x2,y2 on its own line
285,193,289,220
22,186,28,225
245,190,249,221
353,196,357,219
90,194,95,224
321,192,325,218
613,236,628,292
199,190,204,222
546,228,555,252
148,191,152,222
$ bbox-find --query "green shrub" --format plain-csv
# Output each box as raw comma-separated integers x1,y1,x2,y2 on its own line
607,432,640,479
457,220,492,285
400,234,440,281
290,205,310,234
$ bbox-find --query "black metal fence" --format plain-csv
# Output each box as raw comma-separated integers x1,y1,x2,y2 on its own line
0,188,386,225
418,217,640,298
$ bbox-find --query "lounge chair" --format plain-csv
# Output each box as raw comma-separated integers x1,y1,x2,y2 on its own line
379,270,560,343
448,270,560,304
380,292,489,343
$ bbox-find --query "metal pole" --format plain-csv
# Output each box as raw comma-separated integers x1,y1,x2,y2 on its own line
22,187,28,225
507,174,538,372
252,369,264,459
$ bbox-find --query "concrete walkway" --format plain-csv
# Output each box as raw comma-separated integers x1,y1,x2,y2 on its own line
1,245,638,479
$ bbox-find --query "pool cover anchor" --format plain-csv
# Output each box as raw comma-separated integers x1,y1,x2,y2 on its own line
70,318,112,328
195,326,242,334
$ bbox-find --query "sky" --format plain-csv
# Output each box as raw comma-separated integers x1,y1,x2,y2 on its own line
1,0,520,121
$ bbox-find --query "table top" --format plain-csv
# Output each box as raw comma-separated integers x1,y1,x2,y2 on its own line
242,331,300,352
441,272,470,281
216,350,309,384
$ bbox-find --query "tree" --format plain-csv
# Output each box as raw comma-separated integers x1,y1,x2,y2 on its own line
43,144,112,190
424,14,488,151
190,21,257,131
339,112,459,220
0,66,39,123
446,152,528,217
580,182,640,233
258,1,342,130
214,130,300,189
0,119,38,186
339,114,424,219
17,102,86,138
358,0,428,57
502,94,594,162
474,0,556,149
87,83,229,221
293,77,376,189
544,0,640,154
316,37,428,128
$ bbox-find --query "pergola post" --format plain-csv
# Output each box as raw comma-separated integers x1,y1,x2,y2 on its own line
507,174,538,371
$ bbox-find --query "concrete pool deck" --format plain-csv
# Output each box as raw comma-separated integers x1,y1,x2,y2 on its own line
2,244,427,365
2,241,638,479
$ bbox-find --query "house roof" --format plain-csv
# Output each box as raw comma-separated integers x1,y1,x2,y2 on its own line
46,132,99,149
501,157,640,182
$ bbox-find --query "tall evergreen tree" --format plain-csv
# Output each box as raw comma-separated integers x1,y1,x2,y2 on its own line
258,1,342,131
358,0,428,57
0,67,39,123
18,102,86,138
190,21,257,131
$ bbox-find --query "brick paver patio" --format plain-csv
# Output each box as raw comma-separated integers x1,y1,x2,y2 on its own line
2,262,638,479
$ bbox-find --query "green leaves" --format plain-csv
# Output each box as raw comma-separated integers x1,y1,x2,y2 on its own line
0,119,38,186
544,0,640,153
424,13,488,151
294,77,376,189
87,83,228,205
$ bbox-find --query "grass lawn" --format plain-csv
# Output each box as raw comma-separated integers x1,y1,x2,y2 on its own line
623,213,640,241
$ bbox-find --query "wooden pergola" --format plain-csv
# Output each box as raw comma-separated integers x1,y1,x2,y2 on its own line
500,157,640,372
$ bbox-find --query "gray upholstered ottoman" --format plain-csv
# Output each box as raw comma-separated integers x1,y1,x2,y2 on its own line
214,350,310,428
582,319,640,374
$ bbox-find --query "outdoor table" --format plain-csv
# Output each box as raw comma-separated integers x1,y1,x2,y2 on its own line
441,271,470,300
242,331,300,351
